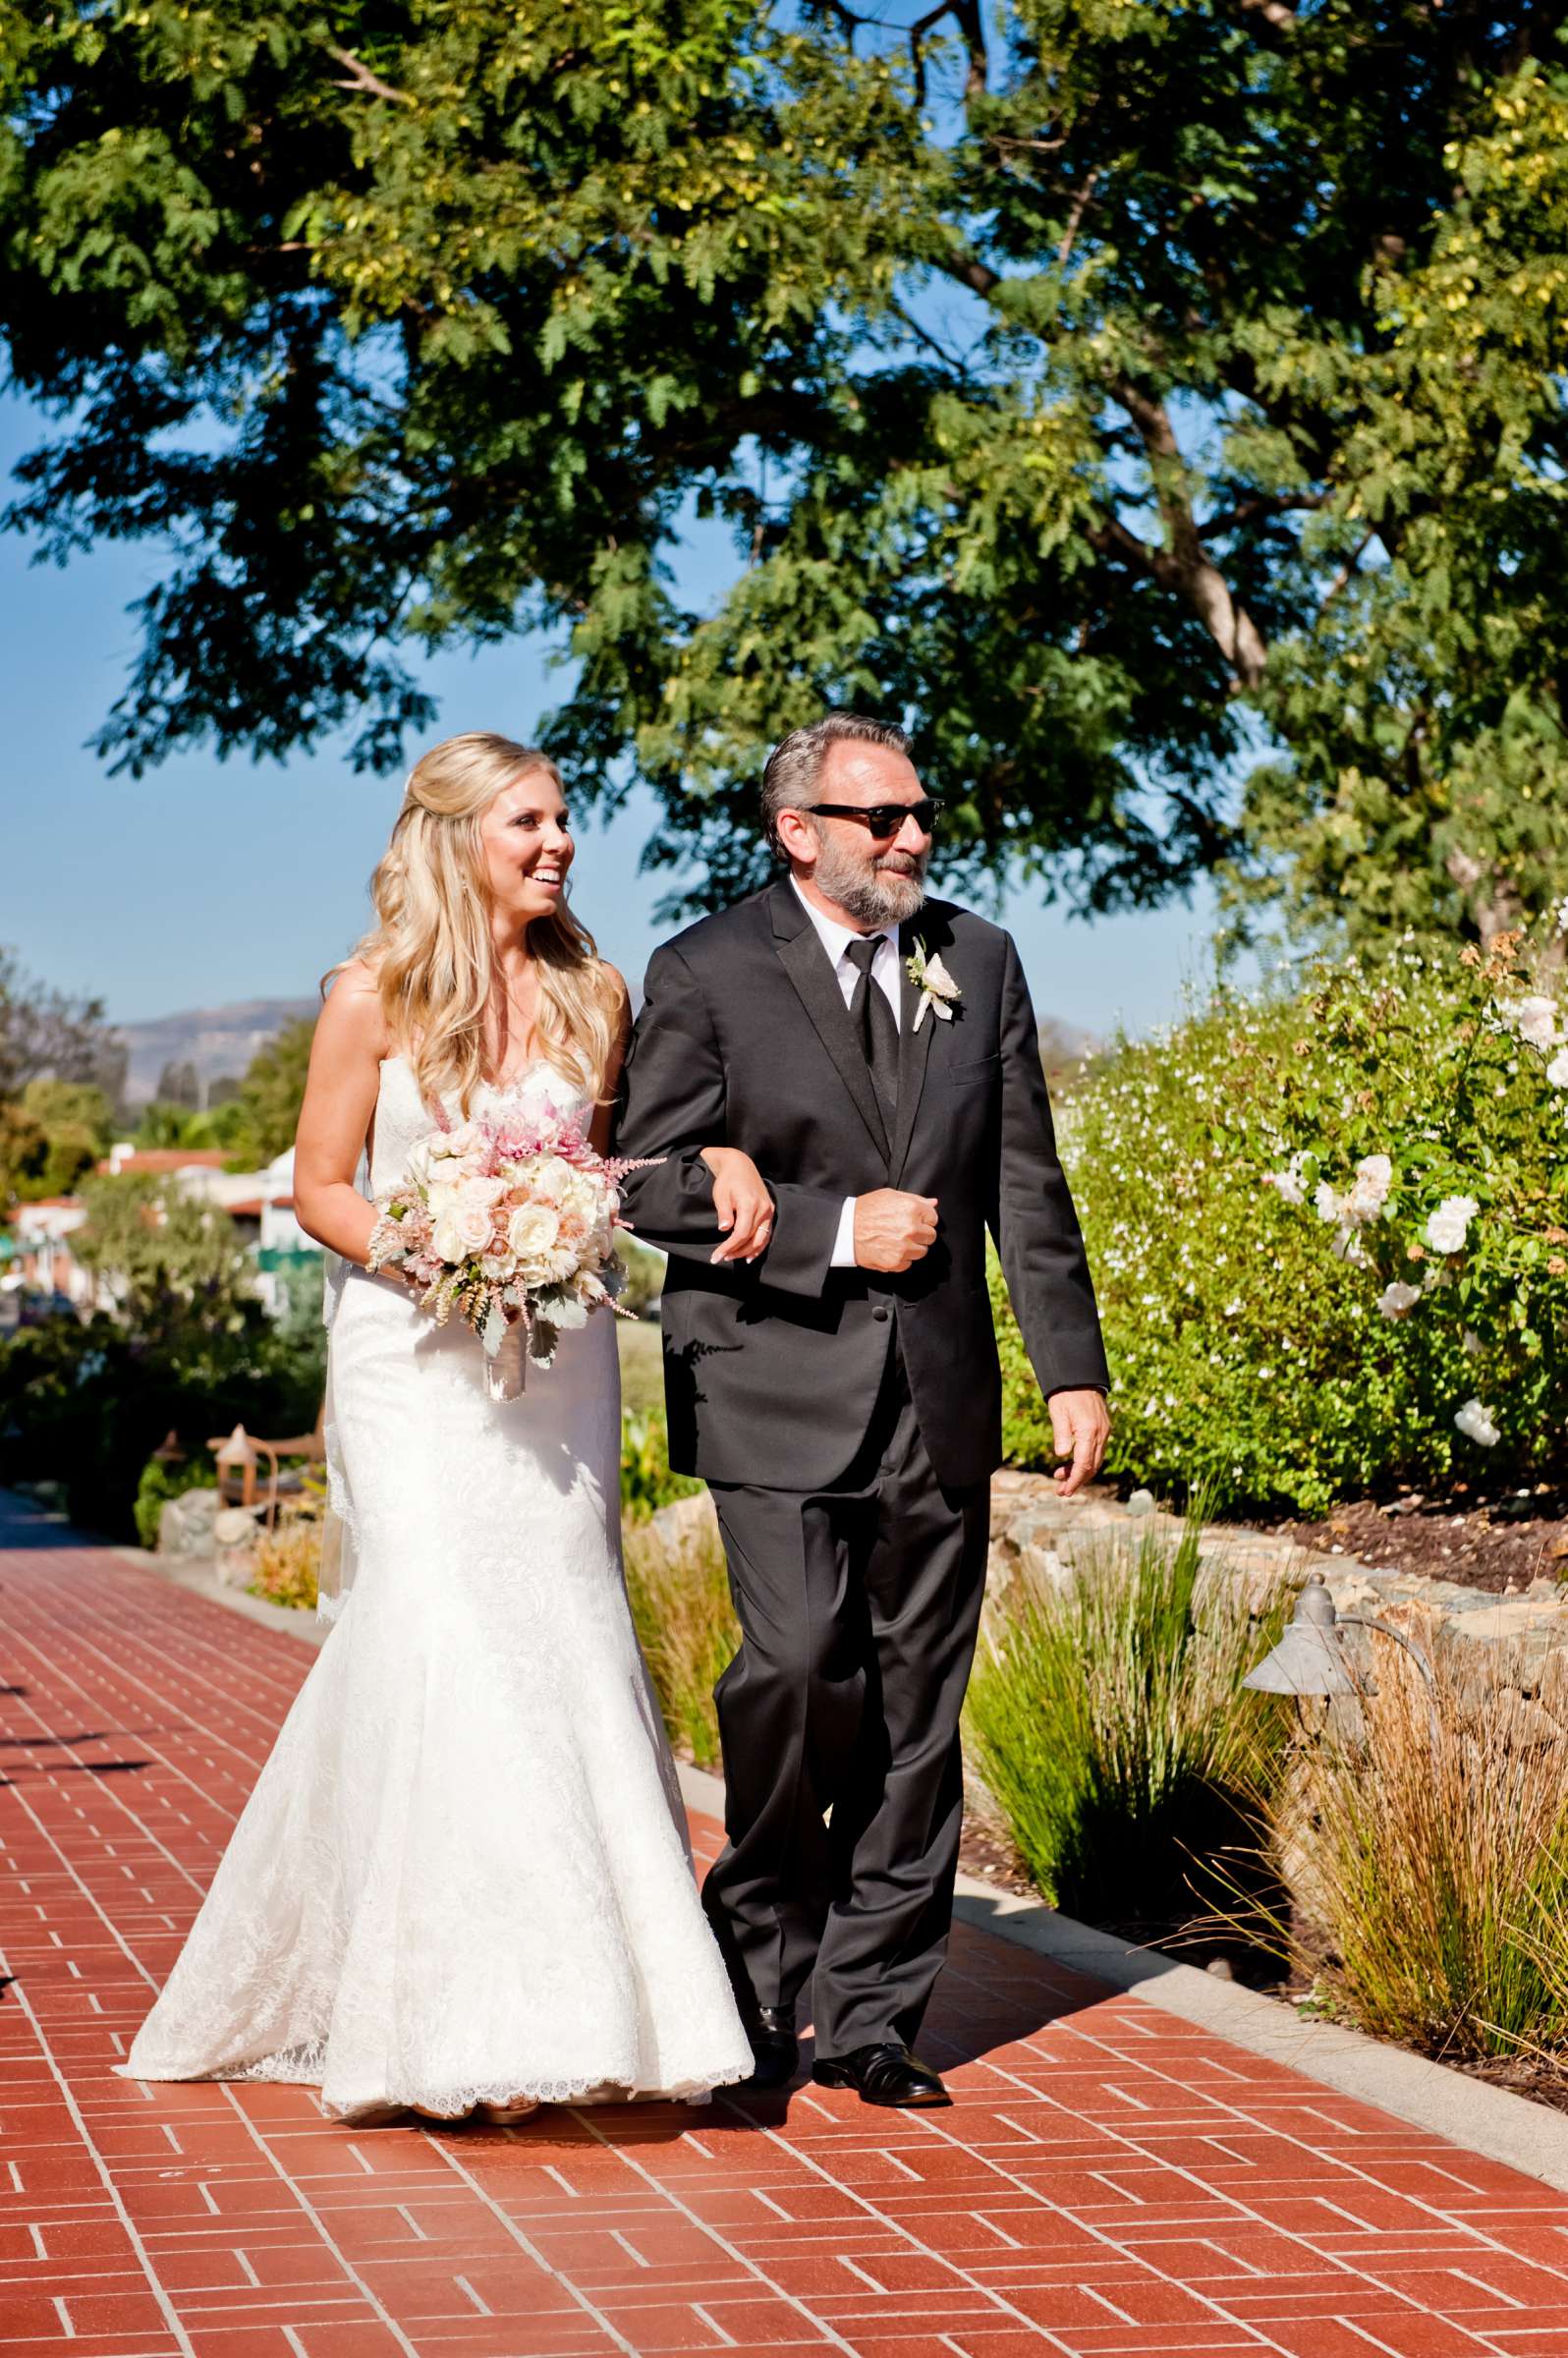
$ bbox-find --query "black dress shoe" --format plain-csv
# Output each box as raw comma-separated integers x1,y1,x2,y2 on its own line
812,2043,952,2108
738,2005,799,2091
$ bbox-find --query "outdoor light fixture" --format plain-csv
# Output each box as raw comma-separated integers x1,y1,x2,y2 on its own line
1243,1572,1356,1697
213,1424,255,1476
1244,1570,1439,1742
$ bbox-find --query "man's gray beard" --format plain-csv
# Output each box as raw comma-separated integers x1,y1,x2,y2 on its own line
810,830,927,929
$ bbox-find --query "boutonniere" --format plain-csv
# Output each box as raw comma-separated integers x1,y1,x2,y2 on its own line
907,939,962,1031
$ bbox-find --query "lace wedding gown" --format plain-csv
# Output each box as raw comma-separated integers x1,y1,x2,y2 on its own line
125,1055,752,2122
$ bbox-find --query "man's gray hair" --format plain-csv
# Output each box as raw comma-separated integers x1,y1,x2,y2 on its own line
760,712,911,853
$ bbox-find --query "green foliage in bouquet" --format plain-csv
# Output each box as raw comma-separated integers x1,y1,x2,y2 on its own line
995,923,1568,1516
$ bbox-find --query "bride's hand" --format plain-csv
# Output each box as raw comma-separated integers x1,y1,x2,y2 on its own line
700,1148,775,1264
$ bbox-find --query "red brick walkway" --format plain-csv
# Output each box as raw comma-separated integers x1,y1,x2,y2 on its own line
4,1497,1568,2358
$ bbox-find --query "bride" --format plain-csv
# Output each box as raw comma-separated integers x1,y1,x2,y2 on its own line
124,732,765,2124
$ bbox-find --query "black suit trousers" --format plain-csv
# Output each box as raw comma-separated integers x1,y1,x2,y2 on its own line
703,1351,990,2058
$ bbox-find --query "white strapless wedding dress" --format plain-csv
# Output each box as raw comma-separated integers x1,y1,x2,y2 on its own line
125,1055,752,2121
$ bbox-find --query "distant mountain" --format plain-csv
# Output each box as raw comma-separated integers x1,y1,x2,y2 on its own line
118,996,317,1106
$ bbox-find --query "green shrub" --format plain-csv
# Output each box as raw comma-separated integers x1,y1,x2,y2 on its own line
0,1312,324,1542
621,1508,738,1767
997,926,1568,1515
132,1449,215,1549
963,1515,1291,1932
620,1407,703,1521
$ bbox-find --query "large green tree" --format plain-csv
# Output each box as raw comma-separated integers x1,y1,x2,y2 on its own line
73,1169,254,1330
3,1,1566,930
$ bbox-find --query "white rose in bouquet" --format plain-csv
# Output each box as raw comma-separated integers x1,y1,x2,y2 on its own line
531,1155,578,1205
508,1202,561,1263
429,1121,482,1163
453,1202,494,1255
431,1206,471,1263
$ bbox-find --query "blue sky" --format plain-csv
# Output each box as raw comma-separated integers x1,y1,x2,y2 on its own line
2,391,1223,1036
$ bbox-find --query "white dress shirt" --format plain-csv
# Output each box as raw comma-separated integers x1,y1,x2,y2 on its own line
789,877,900,1268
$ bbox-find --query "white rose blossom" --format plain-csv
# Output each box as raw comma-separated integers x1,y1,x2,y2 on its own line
1547,1048,1568,1090
452,1203,493,1255
1375,1280,1422,1319
1344,1153,1393,1224
1501,994,1560,1052
507,1202,561,1261
1454,1398,1499,1448
1265,1151,1310,1207
1314,1179,1343,1225
1424,1194,1480,1255
430,1207,470,1264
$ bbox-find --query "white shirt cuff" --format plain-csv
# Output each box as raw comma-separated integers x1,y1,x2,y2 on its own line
830,1197,859,1268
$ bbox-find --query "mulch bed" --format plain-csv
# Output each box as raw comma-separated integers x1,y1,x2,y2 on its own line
1282,1483,1567,1595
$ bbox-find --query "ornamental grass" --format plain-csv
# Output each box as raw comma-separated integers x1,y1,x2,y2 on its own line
620,1501,737,1769
963,1514,1292,1935
247,1510,321,1612
1260,1641,1568,2071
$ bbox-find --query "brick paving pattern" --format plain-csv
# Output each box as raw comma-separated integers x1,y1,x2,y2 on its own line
4,1493,1568,2357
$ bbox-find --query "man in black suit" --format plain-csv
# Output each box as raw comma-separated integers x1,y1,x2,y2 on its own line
615,712,1109,2108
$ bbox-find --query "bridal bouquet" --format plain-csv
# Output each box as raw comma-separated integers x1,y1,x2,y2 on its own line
365,1102,647,1394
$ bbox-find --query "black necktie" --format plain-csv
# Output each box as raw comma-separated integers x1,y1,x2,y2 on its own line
846,935,899,1124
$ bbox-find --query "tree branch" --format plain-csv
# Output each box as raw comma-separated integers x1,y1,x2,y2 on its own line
326,45,416,107
1316,530,1374,616
1057,168,1099,266
1200,489,1328,538
935,248,1001,299
1108,378,1269,686
949,0,989,108
888,296,969,374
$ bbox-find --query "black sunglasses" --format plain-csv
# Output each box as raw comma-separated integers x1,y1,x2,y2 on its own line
805,798,940,839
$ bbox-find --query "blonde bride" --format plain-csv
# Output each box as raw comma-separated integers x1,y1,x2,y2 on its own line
124,733,765,2123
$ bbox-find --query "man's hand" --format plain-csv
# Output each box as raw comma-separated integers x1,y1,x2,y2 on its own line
853,1190,939,1273
1048,1387,1110,1499
700,1146,775,1263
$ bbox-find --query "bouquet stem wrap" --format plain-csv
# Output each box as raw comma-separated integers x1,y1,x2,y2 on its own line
485,1319,527,1403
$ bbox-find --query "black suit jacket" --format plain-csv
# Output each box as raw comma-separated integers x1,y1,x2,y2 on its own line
614,879,1109,1490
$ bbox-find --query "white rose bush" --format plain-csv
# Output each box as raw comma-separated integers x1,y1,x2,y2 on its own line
366,1101,647,1392
992,926,1568,1514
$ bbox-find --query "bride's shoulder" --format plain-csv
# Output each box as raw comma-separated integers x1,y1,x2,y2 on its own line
317,959,392,1061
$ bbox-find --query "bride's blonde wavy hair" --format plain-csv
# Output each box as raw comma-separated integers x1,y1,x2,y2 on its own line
344,732,616,1114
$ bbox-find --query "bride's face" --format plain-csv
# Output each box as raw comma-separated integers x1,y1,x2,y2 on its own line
479,770,575,926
